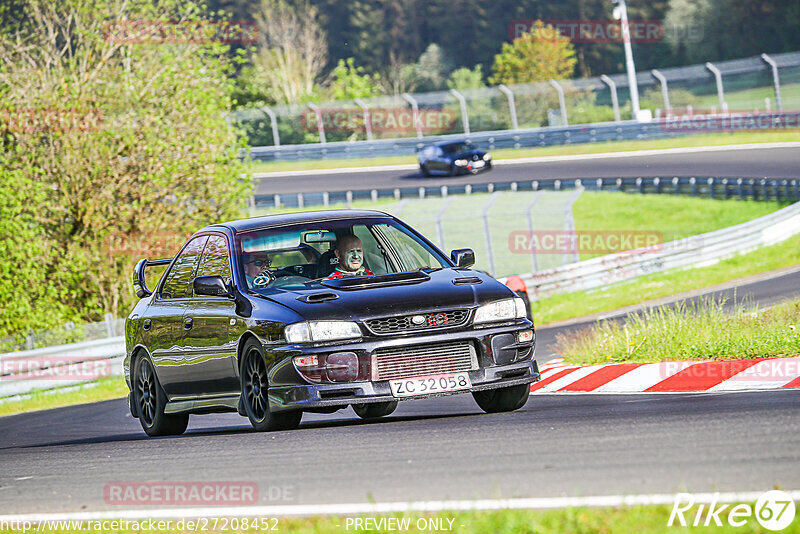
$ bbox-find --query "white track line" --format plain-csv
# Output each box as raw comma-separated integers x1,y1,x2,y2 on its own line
3,492,799,521
253,142,800,178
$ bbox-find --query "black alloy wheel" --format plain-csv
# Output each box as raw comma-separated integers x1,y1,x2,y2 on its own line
132,355,189,437
241,339,302,431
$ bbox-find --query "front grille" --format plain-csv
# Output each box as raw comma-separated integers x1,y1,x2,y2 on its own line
372,341,478,381
366,310,469,334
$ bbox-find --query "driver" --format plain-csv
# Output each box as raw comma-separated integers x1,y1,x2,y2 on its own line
244,251,272,288
326,235,373,279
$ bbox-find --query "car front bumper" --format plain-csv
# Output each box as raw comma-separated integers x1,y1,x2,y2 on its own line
265,321,538,412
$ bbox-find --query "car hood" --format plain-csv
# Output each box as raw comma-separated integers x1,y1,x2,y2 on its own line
254,268,512,321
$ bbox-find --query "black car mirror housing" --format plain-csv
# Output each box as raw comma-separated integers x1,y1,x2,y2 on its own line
194,275,233,298
450,248,475,268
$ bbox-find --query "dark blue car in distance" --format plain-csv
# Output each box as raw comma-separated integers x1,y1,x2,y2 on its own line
125,210,537,437
418,140,492,176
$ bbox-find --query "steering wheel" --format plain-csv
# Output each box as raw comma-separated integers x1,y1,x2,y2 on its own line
252,269,275,287
273,266,313,279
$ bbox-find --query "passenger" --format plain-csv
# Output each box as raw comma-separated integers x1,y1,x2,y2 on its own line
244,251,272,287
326,235,373,279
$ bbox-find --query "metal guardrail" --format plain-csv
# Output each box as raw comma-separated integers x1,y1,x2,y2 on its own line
249,119,674,161
248,110,800,162
510,200,800,300
0,337,125,399
256,175,800,210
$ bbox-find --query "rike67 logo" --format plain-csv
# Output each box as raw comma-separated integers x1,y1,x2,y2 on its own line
669,491,796,531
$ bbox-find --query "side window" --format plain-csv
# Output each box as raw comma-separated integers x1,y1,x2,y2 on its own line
196,235,232,283
160,236,208,299
353,225,390,275
376,224,442,272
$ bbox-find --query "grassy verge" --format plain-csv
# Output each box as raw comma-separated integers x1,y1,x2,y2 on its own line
249,130,800,174
533,233,800,326
0,376,128,417
3,505,793,533
557,296,800,366
572,193,787,260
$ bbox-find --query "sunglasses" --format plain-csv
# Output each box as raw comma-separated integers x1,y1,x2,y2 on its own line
248,259,269,266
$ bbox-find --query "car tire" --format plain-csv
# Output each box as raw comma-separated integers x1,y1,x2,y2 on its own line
132,354,189,437
420,164,431,177
240,339,302,432
352,401,398,419
515,290,533,321
472,383,530,413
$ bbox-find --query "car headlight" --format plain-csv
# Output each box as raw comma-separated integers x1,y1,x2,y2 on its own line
473,298,528,324
285,321,361,343
454,159,468,167
483,153,491,161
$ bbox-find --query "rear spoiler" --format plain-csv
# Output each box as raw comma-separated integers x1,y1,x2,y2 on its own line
132,258,172,298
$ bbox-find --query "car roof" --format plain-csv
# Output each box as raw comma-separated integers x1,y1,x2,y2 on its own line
197,209,395,234
430,140,469,147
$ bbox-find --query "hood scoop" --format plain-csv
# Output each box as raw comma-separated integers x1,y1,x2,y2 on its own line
453,276,482,285
321,270,430,291
298,292,339,303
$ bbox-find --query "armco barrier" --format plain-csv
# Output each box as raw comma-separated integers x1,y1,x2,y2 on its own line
510,200,800,300
0,337,125,398
248,112,800,162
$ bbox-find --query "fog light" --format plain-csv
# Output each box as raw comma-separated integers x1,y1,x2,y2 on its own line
325,352,359,382
517,330,533,343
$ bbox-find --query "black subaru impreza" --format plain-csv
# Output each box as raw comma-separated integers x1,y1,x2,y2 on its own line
125,210,538,436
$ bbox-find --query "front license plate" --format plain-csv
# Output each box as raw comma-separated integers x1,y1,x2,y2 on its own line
473,160,485,168
389,372,472,398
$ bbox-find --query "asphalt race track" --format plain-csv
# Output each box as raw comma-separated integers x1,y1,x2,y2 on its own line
255,146,800,195
2,268,799,514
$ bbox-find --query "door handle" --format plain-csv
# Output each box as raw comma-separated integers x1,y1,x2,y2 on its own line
183,317,193,330
142,319,151,331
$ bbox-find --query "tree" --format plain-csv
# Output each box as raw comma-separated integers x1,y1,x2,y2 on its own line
489,21,577,85
0,0,249,329
326,58,382,100
447,65,485,90
412,43,452,92
252,0,328,104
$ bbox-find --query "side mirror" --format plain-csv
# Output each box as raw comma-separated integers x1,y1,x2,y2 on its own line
194,275,233,298
450,248,475,268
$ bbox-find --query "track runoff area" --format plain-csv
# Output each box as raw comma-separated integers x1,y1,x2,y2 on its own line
1,145,800,532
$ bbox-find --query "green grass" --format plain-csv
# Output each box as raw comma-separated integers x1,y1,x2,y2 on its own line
692,81,800,112
534,233,800,326
572,193,785,260
557,296,800,366
0,376,128,417
248,130,800,174
3,505,795,533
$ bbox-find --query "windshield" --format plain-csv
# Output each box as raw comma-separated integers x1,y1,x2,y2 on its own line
236,218,450,291
442,142,469,154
